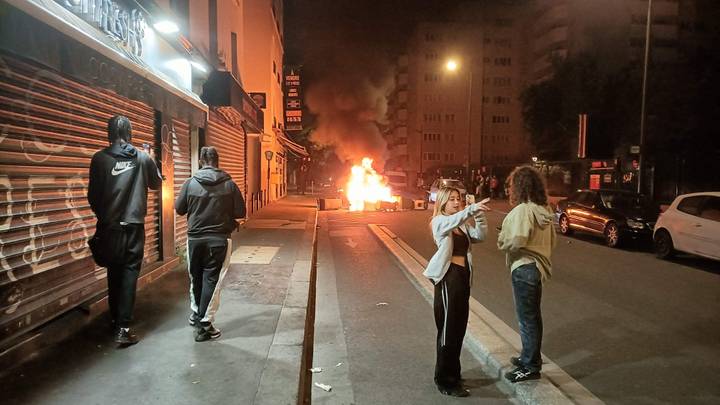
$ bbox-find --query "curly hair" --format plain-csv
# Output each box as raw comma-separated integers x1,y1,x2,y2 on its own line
507,166,548,206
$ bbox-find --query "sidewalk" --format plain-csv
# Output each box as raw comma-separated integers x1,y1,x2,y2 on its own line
0,195,318,405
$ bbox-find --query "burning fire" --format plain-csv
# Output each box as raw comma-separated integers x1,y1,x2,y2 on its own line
346,157,396,211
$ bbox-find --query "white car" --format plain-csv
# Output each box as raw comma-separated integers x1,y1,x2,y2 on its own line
653,192,720,261
428,179,466,203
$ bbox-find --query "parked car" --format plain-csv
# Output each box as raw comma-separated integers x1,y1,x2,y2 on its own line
556,189,659,247
653,192,720,261
428,178,467,203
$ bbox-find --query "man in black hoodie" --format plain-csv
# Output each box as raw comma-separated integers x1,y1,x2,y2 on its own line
88,115,162,346
175,146,246,342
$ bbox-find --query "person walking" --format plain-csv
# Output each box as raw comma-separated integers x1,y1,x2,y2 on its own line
497,166,556,383
489,175,499,199
175,146,246,342
87,115,163,346
424,188,489,397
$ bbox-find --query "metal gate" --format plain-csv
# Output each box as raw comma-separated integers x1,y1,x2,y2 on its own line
172,119,191,251
0,54,160,344
206,111,246,191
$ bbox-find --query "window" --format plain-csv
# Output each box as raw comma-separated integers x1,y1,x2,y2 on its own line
494,57,512,66
699,197,720,222
231,32,239,79
273,61,276,73
677,196,705,216
493,77,512,86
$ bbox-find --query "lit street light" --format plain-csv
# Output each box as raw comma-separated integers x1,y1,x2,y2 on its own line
445,58,474,186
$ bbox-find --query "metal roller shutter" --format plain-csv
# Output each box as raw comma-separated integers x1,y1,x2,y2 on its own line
0,54,160,344
172,119,191,251
206,111,246,192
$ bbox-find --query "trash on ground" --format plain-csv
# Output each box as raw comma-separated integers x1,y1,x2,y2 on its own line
376,302,389,307
314,382,332,392
310,367,323,373
190,363,195,368
192,381,199,384
335,362,343,367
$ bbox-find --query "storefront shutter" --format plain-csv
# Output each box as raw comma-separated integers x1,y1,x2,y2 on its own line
0,54,160,343
206,111,246,192
172,119,191,251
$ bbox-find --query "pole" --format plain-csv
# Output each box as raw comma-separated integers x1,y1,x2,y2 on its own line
267,159,271,202
465,65,473,186
638,0,652,194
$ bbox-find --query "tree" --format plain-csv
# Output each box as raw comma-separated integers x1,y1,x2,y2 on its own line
520,54,639,161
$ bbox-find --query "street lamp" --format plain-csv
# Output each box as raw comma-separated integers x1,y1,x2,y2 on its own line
445,58,474,186
265,150,274,202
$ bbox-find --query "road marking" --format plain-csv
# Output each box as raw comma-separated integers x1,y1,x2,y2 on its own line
368,223,604,405
344,238,358,249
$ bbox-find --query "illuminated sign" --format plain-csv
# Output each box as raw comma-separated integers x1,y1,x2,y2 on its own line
58,0,147,57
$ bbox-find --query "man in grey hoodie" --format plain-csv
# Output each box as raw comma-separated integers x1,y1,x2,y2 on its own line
175,146,246,342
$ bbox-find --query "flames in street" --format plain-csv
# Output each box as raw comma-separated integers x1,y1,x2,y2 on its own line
346,157,396,211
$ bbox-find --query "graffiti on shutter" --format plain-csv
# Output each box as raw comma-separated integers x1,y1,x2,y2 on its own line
0,54,159,345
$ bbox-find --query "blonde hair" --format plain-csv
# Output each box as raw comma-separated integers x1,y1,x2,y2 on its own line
432,187,462,218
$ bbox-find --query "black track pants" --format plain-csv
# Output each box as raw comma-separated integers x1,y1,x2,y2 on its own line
433,263,471,388
187,237,231,324
106,224,145,328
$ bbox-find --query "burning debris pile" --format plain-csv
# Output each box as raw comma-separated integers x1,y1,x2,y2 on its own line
346,157,397,211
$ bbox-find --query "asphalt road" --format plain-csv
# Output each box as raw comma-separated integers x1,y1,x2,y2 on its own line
319,210,515,403
325,203,720,405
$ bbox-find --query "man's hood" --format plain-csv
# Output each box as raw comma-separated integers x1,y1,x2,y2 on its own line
194,167,231,185
528,202,555,230
107,142,138,159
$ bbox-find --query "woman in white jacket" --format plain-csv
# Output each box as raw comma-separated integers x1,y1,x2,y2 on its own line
424,187,489,397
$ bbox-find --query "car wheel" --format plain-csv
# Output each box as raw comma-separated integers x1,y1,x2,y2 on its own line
654,229,675,259
559,215,573,235
604,222,621,248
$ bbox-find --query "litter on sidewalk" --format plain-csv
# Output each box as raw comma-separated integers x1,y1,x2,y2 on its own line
310,367,322,373
314,382,332,392
376,302,389,307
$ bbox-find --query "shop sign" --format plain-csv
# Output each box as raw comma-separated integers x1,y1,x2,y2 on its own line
58,0,147,57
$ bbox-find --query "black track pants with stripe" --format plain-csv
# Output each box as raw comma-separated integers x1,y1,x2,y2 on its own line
433,263,471,388
187,237,231,324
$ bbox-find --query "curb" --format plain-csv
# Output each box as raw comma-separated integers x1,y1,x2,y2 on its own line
368,224,604,405
253,206,319,405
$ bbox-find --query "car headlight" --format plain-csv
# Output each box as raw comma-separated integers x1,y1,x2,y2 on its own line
626,219,645,229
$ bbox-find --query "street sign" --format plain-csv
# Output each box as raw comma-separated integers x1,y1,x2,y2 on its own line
630,145,640,154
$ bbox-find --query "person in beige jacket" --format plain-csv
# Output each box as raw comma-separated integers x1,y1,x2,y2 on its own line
497,166,556,383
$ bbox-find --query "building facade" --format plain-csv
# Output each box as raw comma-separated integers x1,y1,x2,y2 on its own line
390,3,532,187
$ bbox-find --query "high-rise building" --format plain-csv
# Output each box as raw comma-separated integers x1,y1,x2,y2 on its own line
389,3,532,186
531,0,686,81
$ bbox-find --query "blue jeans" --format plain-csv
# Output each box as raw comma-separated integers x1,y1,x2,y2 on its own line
511,262,543,372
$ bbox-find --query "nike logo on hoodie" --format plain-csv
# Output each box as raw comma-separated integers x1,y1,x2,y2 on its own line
111,161,136,176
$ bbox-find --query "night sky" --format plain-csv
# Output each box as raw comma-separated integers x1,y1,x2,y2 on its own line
284,0,465,164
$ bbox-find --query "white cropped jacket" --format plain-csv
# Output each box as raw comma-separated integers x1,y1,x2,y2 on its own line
423,205,488,284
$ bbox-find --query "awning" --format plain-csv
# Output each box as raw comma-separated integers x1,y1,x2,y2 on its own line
201,70,264,134
277,131,309,158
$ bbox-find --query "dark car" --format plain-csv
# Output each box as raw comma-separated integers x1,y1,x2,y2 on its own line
556,189,660,247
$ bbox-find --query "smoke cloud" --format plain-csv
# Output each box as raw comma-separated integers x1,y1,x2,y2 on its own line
305,60,394,165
